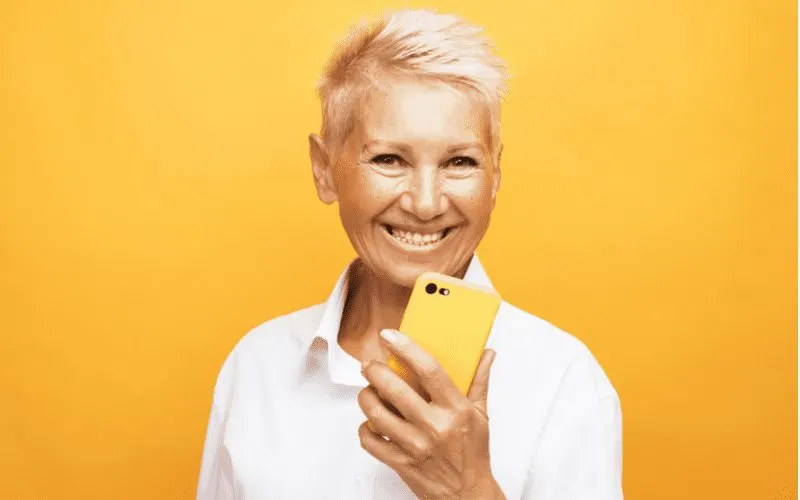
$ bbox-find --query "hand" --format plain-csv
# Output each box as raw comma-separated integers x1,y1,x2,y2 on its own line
357,329,505,500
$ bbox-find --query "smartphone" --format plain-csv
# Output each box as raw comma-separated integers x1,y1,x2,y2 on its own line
387,272,502,396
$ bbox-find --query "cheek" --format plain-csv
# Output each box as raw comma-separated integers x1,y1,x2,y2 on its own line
444,175,495,216
337,167,405,217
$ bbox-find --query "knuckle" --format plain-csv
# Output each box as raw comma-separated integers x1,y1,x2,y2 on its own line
361,361,379,380
385,381,405,400
419,363,442,382
429,420,452,443
452,399,473,415
428,410,469,443
366,404,384,422
410,437,432,459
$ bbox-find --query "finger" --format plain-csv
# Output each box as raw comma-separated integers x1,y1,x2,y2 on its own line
358,421,414,469
357,386,434,462
358,385,412,433
466,349,496,408
379,329,461,406
361,361,431,425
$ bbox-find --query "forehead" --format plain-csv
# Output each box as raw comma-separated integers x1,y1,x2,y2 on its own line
353,78,490,148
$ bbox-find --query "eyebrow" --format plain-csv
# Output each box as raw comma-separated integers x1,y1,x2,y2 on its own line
361,141,412,155
361,140,485,155
446,142,485,154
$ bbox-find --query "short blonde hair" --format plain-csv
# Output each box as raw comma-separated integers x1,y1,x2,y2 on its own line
316,9,509,157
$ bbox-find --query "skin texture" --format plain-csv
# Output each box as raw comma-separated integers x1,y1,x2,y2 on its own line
309,76,505,499
360,330,504,500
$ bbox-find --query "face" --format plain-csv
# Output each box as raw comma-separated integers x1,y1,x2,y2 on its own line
310,77,501,288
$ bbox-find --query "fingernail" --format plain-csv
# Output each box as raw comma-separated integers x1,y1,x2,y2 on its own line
379,329,400,344
361,360,371,373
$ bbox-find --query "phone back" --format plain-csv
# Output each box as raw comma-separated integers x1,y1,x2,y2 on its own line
388,272,502,396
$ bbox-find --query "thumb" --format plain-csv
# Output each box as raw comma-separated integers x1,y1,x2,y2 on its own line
467,349,496,410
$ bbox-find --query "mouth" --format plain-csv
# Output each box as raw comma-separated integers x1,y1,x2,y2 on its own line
381,224,455,251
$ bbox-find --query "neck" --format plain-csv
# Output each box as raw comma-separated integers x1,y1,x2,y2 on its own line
338,258,476,362
338,261,412,363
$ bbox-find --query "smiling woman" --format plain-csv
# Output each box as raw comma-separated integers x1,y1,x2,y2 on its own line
196,8,623,500
312,76,499,287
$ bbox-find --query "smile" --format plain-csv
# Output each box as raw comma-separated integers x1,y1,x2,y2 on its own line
381,224,454,251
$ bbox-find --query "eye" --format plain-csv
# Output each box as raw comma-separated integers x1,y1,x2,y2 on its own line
370,154,403,167
447,156,479,168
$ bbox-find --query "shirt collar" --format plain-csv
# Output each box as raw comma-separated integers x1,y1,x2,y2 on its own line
297,254,495,385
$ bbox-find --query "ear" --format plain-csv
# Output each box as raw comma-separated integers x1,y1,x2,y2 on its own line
491,142,503,204
308,133,338,205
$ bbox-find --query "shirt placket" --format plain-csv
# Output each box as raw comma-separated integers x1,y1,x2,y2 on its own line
336,428,377,499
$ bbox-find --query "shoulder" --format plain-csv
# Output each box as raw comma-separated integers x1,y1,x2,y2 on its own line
495,304,624,496
492,300,619,403
208,303,326,406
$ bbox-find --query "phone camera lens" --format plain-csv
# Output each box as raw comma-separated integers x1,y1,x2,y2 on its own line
439,288,450,296
425,283,438,294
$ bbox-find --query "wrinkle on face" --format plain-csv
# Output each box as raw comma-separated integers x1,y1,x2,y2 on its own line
311,75,502,358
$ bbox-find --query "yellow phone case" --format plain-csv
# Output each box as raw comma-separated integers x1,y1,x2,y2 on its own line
387,272,502,396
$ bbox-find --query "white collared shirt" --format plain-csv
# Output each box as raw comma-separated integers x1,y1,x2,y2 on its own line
197,256,623,499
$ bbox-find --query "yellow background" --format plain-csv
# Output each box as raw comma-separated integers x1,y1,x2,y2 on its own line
1,0,796,498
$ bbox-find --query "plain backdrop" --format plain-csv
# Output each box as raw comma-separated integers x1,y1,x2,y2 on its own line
0,0,796,499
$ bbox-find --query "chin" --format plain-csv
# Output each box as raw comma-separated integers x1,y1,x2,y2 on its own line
376,258,464,290
384,263,430,289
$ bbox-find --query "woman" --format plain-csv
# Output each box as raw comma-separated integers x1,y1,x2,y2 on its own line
197,9,623,500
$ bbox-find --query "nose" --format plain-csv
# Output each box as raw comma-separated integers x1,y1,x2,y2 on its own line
400,164,448,221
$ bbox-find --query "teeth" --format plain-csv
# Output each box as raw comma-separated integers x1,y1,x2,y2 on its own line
389,227,446,247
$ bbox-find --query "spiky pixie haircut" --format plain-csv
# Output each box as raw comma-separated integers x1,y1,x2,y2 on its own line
315,9,509,159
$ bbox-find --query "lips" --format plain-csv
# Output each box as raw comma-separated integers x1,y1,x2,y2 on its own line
382,224,453,248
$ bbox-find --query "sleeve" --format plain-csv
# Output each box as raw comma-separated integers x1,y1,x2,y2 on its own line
196,354,238,500
520,349,624,500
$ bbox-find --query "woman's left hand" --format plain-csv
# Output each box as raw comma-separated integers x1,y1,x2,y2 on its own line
357,329,505,500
